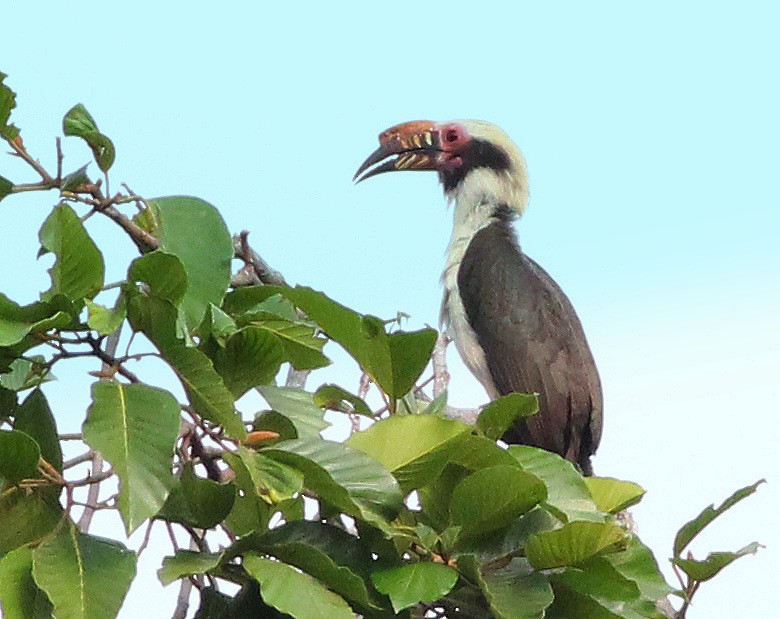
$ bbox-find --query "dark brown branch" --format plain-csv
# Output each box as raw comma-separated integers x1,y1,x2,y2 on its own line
232,230,287,286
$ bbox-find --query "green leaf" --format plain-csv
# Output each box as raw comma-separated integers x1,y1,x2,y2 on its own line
673,479,764,556
459,555,553,619
673,542,762,582
0,546,54,619
243,554,355,619
213,327,285,397
0,71,20,141
60,164,91,193
224,289,299,321
584,476,646,514
258,385,330,439
232,520,381,612
0,487,63,554
32,524,136,619
252,410,298,441
222,456,271,536
128,294,246,439
264,437,403,523
83,381,180,534
314,384,372,415
371,562,458,613
0,429,40,483
602,537,673,603
85,297,126,336
38,203,104,302
526,522,630,570
255,318,329,370
225,447,304,504
158,550,223,586
139,197,233,333
0,294,71,347
0,174,13,202
450,465,547,539
15,389,62,472
453,434,523,470
477,393,539,440
0,357,53,392
129,251,188,306
509,446,602,523
157,463,235,529
550,561,642,618
347,414,471,491
278,286,436,399
62,104,115,172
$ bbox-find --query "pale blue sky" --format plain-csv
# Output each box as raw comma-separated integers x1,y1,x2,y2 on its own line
3,2,778,617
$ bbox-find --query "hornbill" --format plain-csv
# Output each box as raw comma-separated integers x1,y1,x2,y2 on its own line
354,120,602,474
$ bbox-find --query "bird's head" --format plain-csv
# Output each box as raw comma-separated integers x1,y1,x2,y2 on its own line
354,120,529,215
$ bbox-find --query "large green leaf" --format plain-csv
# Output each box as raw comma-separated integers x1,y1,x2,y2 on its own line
138,196,233,333
526,522,630,570
0,429,40,483
32,524,136,619
258,385,330,440
371,562,458,613
127,294,246,439
458,555,553,619
38,203,104,302
450,465,547,539
673,479,764,556
549,560,643,619
14,389,62,472
213,327,285,397
157,463,235,529
0,71,19,141
275,286,436,399
584,476,645,515
243,554,355,619
264,437,403,523
232,520,381,612
674,542,762,582
0,294,71,347
157,550,223,586
347,414,471,492
477,393,539,440
0,546,54,619
509,446,602,523
0,487,63,554
593,538,672,607
83,381,180,534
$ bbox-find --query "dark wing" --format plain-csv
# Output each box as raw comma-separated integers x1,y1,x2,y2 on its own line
457,220,603,473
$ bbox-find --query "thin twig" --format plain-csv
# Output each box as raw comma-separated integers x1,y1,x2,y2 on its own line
63,451,95,469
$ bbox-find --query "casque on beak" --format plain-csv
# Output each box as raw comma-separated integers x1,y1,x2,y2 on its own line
353,120,442,183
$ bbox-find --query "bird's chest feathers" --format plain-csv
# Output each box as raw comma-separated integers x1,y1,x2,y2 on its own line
439,197,502,397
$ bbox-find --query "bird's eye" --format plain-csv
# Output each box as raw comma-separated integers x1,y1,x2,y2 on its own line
446,130,459,143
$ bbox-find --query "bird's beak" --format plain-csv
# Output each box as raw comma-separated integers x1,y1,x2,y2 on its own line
353,120,442,183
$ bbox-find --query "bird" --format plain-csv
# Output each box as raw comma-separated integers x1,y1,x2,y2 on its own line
354,120,603,475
